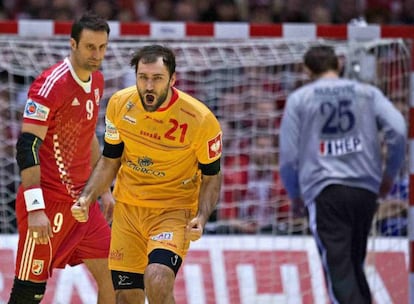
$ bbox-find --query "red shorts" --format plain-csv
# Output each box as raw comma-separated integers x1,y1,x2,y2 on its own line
14,187,111,281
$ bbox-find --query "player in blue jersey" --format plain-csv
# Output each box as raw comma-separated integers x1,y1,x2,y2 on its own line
279,45,406,304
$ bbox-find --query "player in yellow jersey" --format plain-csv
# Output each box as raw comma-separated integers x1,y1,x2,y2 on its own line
71,44,222,304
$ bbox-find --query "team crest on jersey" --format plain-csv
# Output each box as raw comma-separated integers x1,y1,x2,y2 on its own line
23,99,50,121
105,118,119,140
94,88,100,105
32,259,44,275
207,132,222,159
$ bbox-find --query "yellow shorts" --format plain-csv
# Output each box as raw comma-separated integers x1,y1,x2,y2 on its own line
109,202,195,274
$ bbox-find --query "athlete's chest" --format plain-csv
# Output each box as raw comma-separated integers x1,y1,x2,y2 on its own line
118,107,199,148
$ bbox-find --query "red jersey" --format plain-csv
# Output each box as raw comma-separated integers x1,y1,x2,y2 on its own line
20,57,104,203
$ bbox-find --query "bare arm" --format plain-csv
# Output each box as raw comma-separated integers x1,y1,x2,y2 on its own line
71,155,121,222
19,123,51,244
90,134,101,167
90,134,115,222
186,172,222,241
82,155,120,203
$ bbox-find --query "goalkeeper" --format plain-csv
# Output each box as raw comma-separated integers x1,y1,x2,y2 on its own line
71,44,222,304
279,45,406,304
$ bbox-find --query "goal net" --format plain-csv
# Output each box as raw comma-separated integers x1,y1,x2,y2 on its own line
0,34,410,303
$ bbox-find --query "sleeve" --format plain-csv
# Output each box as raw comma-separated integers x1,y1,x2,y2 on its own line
373,88,407,180
104,93,123,145
279,93,301,199
23,77,54,126
195,112,222,165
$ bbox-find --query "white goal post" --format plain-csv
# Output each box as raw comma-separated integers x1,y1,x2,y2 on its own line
0,22,413,304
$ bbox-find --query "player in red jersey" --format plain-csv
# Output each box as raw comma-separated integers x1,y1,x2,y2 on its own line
8,12,115,304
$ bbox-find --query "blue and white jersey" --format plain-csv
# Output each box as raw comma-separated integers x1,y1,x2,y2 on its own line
279,77,407,203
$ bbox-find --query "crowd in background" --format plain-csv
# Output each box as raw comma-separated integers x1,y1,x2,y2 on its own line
0,0,414,24
0,0,411,236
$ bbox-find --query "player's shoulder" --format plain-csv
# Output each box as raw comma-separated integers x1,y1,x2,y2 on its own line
108,85,138,108
175,88,213,116
35,60,68,84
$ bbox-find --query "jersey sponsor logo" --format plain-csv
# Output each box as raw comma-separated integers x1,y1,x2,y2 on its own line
207,133,222,159
151,232,173,241
140,130,161,140
109,249,124,261
23,99,50,121
144,114,163,124
319,136,362,156
122,115,136,124
126,157,166,177
32,259,44,275
105,118,120,140
71,97,80,106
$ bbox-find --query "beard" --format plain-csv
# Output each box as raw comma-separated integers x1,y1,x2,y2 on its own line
139,87,169,112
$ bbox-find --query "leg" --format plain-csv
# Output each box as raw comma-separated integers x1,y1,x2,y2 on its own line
310,185,369,304
8,277,46,304
144,248,183,304
351,189,378,304
84,258,115,304
145,264,176,304
111,270,145,304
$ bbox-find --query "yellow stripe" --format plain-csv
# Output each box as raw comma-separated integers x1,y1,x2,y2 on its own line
31,138,38,164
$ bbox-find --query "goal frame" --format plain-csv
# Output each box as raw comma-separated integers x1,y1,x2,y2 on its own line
1,20,414,302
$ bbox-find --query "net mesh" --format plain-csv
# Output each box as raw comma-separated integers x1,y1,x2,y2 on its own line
0,35,411,303
0,37,410,236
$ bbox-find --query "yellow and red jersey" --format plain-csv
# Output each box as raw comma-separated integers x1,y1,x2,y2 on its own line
105,86,222,209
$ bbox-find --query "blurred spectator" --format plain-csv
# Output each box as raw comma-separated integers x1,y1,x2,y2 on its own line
147,0,174,21
50,0,76,20
332,0,364,23
309,3,332,24
219,133,289,234
15,0,50,19
85,0,119,20
397,0,414,24
216,119,249,231
281,0,308,22
218,91,251,138
248,0,280,23
376,172,408,236
175,0,198,21
215,0,242,22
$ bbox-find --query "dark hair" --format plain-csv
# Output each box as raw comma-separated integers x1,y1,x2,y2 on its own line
71,11,110,44
130,45,176,76
303,45,339,75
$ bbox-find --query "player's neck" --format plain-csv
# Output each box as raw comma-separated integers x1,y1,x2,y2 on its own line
68,57,91,82
319,70,339,79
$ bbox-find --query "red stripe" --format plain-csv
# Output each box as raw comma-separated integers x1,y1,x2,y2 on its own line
381,25,414,39
1,22,414,38
54,21,72,35
316,25,347,39
120,22,150,36
250,24,282,37
186,23,214,37
0,20,18,34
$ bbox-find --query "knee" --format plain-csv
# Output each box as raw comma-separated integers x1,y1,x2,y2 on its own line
144,263,175,295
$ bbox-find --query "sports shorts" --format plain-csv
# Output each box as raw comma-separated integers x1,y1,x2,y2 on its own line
109,201,195,274
14,188,111,281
